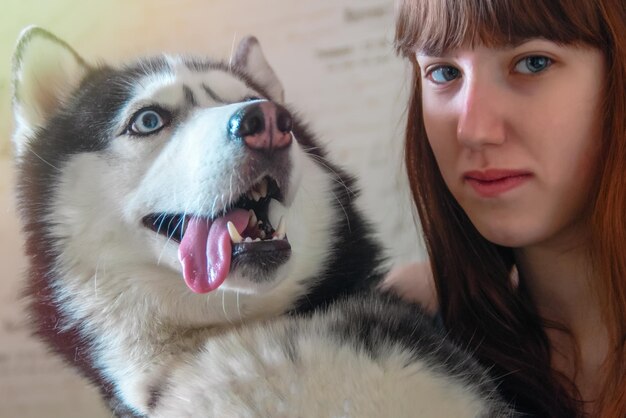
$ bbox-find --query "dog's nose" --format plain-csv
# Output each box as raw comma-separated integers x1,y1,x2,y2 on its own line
228,101,293,151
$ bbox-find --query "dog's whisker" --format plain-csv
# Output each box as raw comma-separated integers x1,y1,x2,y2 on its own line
330,189,351,233
155,213,168,237
228,32,238,71
306,153,356,196
211,195,219,217
157,214,187,265
222,290,233,325
229,172,235,207
236,289,242,319
28,149,61,171
299,182,351,233
93,255,103,298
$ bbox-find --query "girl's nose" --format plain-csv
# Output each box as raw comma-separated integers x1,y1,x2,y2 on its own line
456,78,507,150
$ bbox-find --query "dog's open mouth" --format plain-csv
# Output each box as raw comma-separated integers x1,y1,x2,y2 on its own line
142,176,291,293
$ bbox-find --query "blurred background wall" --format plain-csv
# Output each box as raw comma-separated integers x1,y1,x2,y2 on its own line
0,1,424,416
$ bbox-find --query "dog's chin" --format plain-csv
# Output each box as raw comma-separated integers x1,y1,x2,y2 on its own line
220,279,278,295
219,247,289,292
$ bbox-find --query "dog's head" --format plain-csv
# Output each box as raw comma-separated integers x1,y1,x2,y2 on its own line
12,27,355,323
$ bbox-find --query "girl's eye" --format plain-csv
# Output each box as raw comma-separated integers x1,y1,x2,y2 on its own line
514,55,552,74
426,66,461,84
127,108,170,135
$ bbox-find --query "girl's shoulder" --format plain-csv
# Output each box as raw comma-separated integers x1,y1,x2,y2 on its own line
380,261,439,315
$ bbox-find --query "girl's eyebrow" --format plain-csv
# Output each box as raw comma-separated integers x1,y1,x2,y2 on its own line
417,39,537,58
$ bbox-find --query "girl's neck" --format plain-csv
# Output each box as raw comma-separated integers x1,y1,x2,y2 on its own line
514,223,597,336
513,225,608,411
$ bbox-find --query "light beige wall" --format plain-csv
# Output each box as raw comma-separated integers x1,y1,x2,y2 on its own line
0,1,423,417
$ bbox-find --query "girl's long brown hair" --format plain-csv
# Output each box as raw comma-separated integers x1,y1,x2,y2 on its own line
394,0,626,416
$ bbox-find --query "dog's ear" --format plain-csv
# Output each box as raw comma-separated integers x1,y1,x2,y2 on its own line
11,26,89,156
232,36,285,103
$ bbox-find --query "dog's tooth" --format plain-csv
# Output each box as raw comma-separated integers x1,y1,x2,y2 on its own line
227,221,243,244
244,237,253,243
276,216,286,239
268,199,286,228
254,238,262,242
259,179,268,198
251,190,261,202
260,230,266,239
248,210,257,228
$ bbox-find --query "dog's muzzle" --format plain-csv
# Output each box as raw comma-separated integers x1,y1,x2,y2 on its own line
228,101,293,151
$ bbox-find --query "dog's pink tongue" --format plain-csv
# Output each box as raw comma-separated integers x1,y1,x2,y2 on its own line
178,209,249,293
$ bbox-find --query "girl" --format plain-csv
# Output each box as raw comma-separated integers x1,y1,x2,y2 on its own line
387,0,626,416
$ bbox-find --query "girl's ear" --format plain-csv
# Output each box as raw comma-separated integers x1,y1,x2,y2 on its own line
232,36,285,103
11,26,89,157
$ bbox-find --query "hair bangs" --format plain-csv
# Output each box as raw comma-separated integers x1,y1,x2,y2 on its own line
395,0,606,57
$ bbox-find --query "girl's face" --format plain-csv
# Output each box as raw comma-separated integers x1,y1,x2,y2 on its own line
416,40,604,249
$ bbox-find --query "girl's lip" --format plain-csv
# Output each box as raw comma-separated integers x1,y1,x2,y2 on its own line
463,169,532,181
463,170,533,198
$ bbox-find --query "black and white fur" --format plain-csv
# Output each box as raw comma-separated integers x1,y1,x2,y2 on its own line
12,27,514,417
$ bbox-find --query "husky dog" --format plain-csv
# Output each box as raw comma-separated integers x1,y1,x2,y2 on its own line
11,27,513,417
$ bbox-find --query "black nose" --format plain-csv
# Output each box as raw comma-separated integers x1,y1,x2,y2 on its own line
228,102,293,150
275,106,293,133
229,104,265,137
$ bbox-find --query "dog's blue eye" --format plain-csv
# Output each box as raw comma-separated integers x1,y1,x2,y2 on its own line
128,108,168,135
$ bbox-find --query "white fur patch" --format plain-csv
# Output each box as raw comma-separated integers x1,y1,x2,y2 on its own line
151,315,488,418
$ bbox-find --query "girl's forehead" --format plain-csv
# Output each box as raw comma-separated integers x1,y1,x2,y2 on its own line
395,0,605,58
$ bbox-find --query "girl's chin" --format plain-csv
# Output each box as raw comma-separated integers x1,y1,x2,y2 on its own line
473,224,538,248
